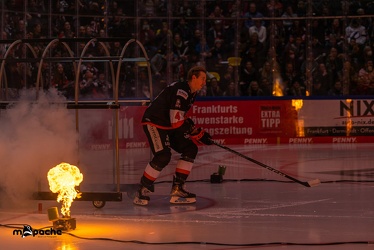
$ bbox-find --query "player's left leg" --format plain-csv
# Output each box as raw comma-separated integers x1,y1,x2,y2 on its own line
133,125,171,206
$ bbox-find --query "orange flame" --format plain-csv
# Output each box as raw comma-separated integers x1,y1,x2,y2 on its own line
292,99,303,111
272,77,284,96
47,162,83,217
345,99,352,136
292,99,304,137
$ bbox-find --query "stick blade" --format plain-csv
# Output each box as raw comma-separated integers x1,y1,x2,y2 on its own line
306,179,321,187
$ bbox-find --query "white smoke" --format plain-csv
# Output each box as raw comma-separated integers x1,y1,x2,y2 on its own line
0,89,79,208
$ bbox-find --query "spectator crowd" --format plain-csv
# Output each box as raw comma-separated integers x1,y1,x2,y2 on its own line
2,0,374,100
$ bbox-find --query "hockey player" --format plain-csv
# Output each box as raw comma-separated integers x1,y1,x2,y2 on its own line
133,65,213,206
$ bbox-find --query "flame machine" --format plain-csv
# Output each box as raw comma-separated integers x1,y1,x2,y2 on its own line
47,162,83,231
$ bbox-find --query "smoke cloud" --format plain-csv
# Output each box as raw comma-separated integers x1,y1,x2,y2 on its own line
0,89,79,209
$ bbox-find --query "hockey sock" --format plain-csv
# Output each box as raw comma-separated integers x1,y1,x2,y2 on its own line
175,159,193,182
141,163,162,191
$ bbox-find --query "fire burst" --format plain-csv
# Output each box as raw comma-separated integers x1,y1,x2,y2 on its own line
47,162,83,217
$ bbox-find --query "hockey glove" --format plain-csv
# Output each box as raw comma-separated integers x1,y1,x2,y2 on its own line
179,118,196,134
191,128,213,145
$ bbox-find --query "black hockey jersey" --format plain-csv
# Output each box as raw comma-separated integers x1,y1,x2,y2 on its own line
141,81,196,129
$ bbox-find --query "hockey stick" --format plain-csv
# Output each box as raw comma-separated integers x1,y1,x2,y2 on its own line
211,141,320,187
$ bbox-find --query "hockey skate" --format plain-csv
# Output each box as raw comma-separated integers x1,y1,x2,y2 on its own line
169,176,196,204
133,185,153,206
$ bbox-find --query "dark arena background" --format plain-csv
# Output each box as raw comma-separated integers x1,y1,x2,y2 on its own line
0,1,373,249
